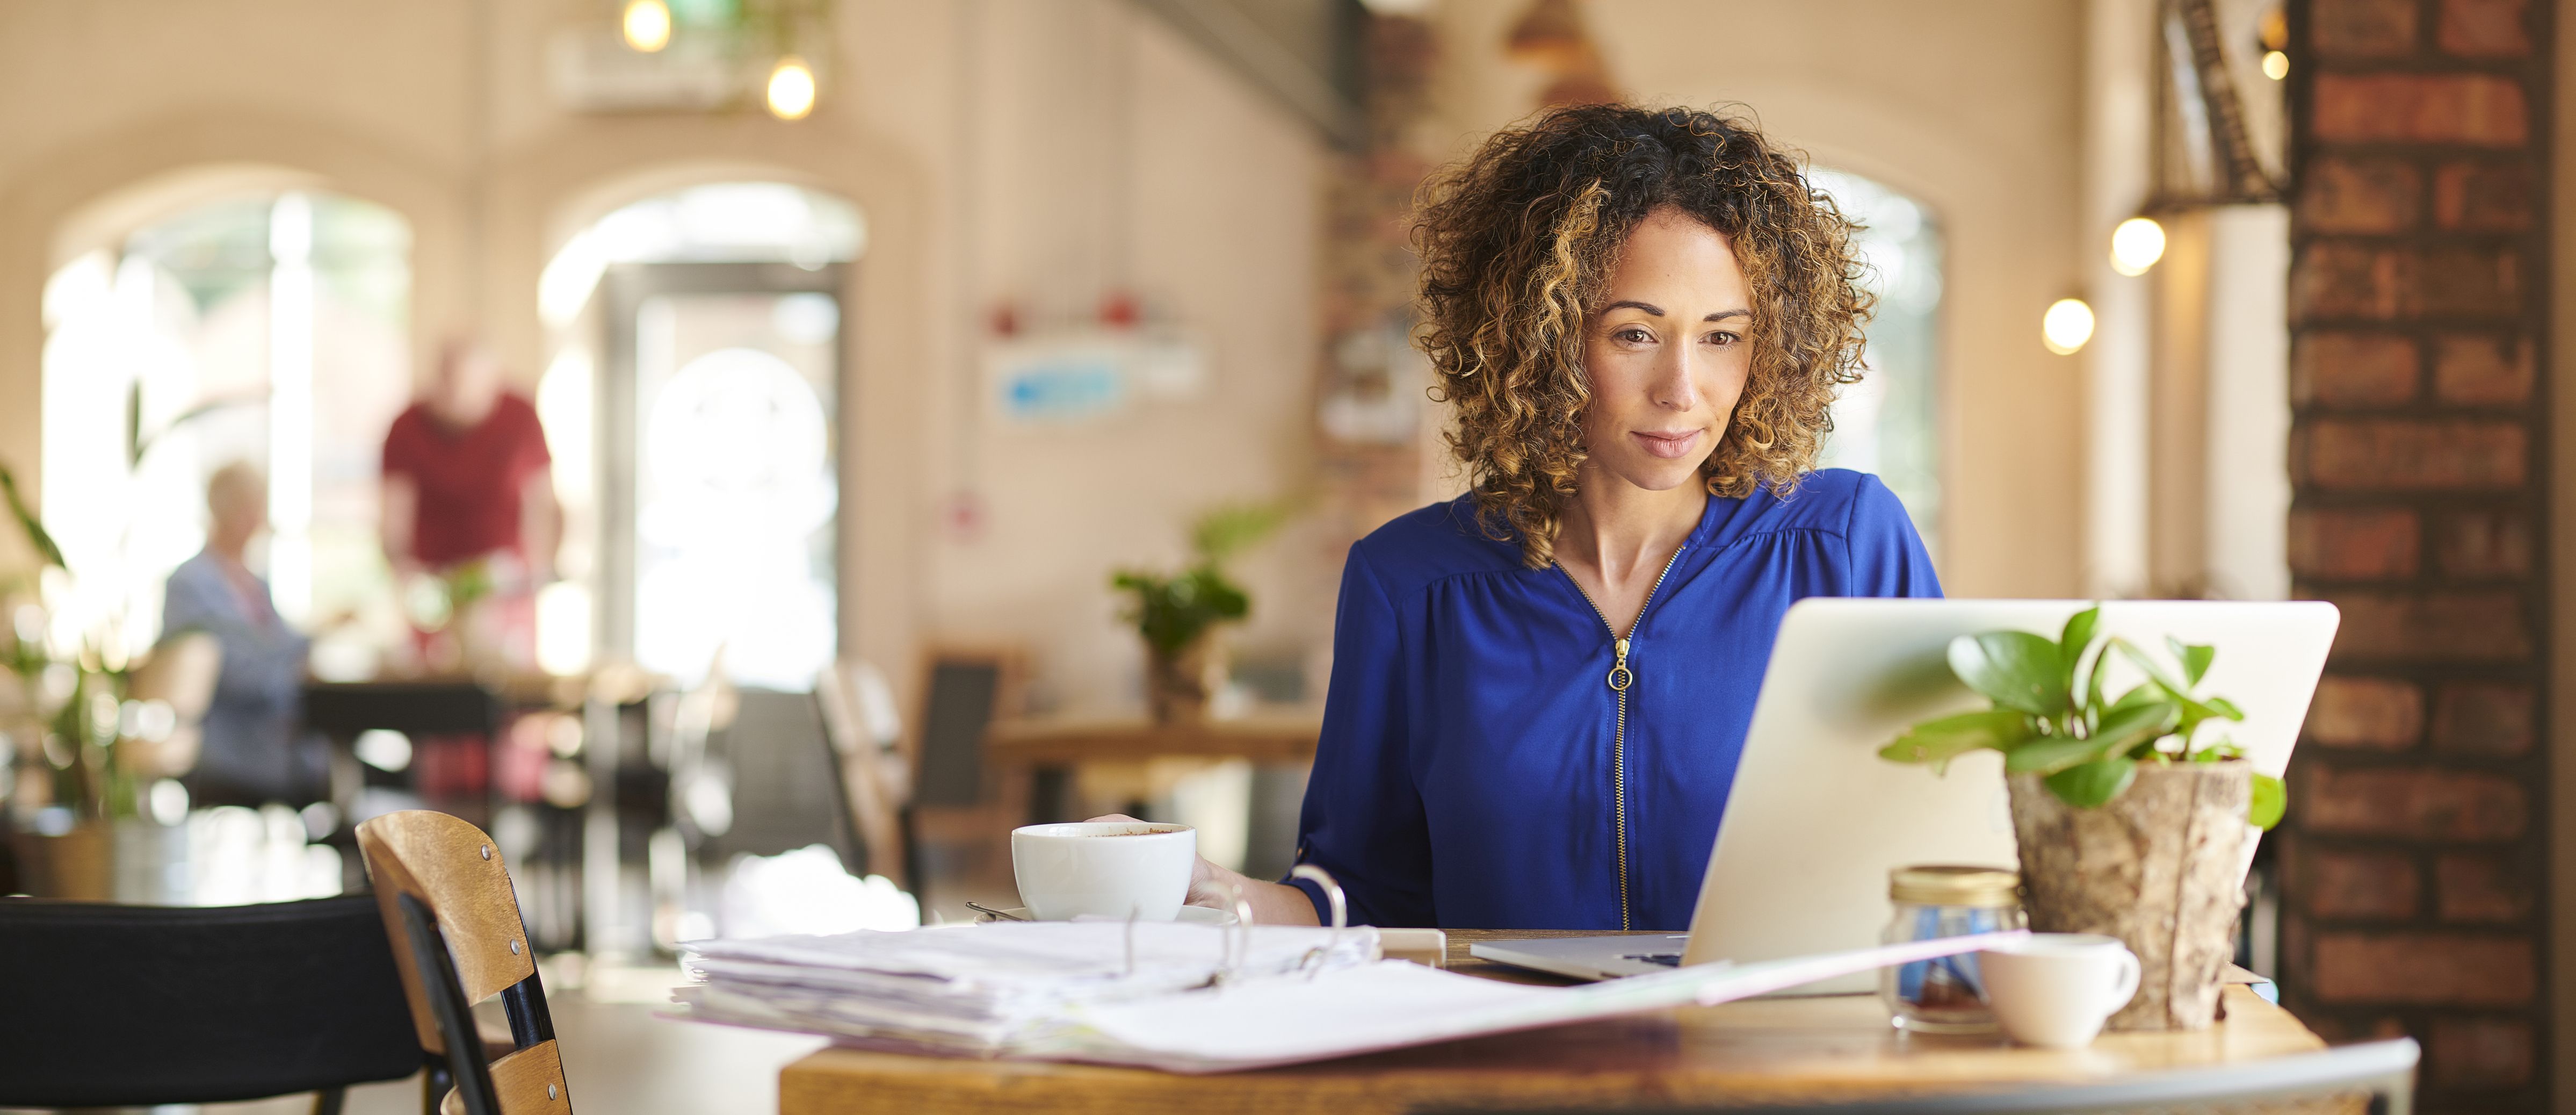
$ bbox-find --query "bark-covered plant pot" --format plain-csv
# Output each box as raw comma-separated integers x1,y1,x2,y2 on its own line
2007,761,2251,1031
1145,642,1212,725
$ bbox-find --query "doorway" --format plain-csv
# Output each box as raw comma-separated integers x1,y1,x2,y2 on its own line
599,262,845,691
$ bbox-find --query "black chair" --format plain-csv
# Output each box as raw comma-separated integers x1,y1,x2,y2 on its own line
0,895,422,1112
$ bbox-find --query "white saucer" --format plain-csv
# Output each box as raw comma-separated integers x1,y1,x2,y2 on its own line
979,905,1239,927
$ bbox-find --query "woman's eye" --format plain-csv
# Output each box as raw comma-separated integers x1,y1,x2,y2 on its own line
1615,327,1654,344
1708,331,1742,347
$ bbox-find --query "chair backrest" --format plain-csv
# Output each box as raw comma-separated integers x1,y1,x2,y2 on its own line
705,687,856,864
0,895,420,1107
815,661,906,884
912,652,1013,808
357,810,571,1114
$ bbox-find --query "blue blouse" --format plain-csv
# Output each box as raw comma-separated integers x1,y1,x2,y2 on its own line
1287,469,1941,931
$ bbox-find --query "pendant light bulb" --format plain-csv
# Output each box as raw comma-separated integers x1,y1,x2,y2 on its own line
2109,216,2167,276
2043,298,2096,356
623,0,671,53
767,56,817,120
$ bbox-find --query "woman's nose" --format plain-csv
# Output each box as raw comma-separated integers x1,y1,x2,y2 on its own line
1650,347,1701,411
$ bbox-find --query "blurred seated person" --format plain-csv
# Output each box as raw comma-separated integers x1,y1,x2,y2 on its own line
163,462,329,807
379,336,559,671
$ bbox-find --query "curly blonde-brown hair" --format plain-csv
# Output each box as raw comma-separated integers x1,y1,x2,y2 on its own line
1416,104,1873,569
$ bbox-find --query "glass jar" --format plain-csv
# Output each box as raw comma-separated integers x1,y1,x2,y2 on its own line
1880,865,2023,1033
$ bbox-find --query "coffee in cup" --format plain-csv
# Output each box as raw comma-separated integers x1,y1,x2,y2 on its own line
1010,822,1197,921
1977,933,2141,1048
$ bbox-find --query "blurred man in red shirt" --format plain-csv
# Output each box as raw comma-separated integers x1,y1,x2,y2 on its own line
380,337,560,800
381,337,559,597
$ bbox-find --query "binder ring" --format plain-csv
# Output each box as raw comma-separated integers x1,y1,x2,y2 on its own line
1290,865,1350,980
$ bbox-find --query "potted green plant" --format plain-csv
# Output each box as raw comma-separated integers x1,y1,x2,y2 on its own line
0,464,131,898
1111,503,1284,724
1878,605,2284,1031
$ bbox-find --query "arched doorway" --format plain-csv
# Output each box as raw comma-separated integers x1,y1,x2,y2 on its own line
40,186,412,672
536,181,864,691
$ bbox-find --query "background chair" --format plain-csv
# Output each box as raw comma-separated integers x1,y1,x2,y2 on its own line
899,647,1025,895
358,809,573,1115
814,657,909,886
123,628,222,779
0,895,421,1113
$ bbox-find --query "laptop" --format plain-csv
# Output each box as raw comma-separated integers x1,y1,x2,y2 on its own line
1471,598,2339,989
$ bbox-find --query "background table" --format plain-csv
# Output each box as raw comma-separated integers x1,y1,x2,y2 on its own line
776,930,2341,1114
985,714,1323,766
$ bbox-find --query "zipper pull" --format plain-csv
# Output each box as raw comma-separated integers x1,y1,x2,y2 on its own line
1608,638,1633,691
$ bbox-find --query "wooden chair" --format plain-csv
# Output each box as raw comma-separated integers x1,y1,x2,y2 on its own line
900,647,1026,892
357,810,572,1115
814,658,909,886
0,895,419,1112
123,629,221,778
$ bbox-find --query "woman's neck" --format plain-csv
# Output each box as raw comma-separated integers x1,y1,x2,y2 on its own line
1554,466,1706,582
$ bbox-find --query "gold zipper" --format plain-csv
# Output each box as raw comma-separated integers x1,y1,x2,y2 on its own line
1556,547,1684,932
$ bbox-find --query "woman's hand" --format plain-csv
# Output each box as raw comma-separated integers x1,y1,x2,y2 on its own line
1084,815,1322,926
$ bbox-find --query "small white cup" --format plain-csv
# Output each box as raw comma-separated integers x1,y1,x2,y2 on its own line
1978,933,2142,1048
1010,822,1197,922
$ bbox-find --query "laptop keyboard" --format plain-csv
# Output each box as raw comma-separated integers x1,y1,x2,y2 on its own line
1621,953,1683,967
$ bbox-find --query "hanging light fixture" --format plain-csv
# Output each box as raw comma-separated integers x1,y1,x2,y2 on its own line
767,55,816,120
2109,216,2168,276
623,0,671,53
2043,298,2096,356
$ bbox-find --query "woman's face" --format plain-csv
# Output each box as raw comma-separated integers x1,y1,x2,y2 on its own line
1578,206,1754,495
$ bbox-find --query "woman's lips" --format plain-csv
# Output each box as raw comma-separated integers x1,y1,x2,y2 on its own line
1631,429,1704,459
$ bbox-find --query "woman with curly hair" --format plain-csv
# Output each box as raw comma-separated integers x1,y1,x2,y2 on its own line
1191,104,1939,930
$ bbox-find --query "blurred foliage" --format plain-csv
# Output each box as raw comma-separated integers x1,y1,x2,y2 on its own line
1113,501,1292,660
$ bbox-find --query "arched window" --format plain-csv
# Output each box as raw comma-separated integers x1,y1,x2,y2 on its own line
1807,169,1944,560
41,190,411,669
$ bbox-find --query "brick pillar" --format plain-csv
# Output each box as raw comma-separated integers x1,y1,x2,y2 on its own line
2284,0,2551,1105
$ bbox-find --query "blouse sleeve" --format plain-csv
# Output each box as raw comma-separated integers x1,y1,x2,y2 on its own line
1285,543,1437,927
1845,473,1944,599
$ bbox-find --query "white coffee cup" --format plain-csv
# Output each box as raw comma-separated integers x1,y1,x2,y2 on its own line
1978,933,2142,1048
1010,822,1197,922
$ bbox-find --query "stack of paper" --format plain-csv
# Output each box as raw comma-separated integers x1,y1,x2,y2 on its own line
675,922,2025,1073
675,920,1380,1056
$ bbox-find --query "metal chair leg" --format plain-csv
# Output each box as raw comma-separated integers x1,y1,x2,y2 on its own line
423,1056,454,1115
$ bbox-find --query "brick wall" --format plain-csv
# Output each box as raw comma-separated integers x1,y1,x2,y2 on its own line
2283,0,2552,1106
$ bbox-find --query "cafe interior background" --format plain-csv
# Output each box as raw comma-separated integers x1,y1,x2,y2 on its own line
0,0,2565,1110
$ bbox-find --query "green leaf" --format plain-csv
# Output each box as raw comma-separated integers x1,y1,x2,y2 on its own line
1948,631,2068,717
2111,637,2188,696
2005,733,2111,775
2203,696,2246,721
2045,757,2138,809
0,465,66,571
2166,636,2216,688
2090,699,2180,760
1880,709,2032,769
2058,606,2100,674
2248,772,2286,830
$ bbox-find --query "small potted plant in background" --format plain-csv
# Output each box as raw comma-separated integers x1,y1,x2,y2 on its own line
1879,605,2285,1032
1111,502,1286,724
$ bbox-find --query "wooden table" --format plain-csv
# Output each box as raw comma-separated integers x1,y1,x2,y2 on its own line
776,930,2342,1114
985,714,1323,766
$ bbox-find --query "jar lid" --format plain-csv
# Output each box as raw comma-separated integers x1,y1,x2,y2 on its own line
1888,864,2020,907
